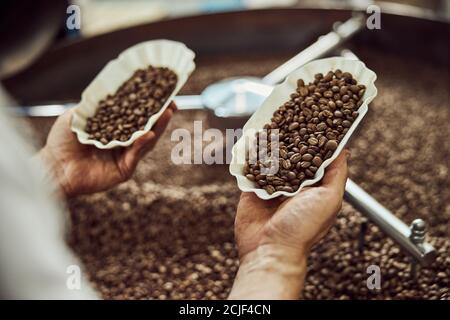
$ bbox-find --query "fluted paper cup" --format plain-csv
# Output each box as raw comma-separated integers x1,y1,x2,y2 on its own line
71,39,195,149
230,57,378,200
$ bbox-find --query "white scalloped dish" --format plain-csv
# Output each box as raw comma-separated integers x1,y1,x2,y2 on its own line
71,39,196,149
229,57,378,200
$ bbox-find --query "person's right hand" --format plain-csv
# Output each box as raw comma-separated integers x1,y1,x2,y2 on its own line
229,150,349,299
235,150,350,259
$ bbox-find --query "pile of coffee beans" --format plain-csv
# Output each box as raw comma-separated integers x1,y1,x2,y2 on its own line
28,50,449,300
85,66,177,144
244,70,366,194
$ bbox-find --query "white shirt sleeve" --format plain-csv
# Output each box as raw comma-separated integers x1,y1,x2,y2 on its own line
0,107,98,299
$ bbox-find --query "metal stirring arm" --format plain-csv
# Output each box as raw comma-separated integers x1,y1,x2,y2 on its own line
262,13,365,85
345,180,436,266
337,49,437,266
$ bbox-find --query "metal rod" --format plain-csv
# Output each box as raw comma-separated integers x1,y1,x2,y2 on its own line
262,14,365,85
8,95,202,116
345,179,436,266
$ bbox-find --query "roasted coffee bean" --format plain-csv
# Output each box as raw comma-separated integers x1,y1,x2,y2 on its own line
316,122,327,131
277,186,294,193
325,140,338,151
85,66,177,144
342,120,352,128
318,136,328,148
308,137,319,146
290,153,302,164
302,153,313,161
300,161,311,168
264,185,276,194
257,179,267,186
271,177,285,186
282,159,292,170
305,169,315,178
312,156,323,167
287,171,297,180
288,122,300,131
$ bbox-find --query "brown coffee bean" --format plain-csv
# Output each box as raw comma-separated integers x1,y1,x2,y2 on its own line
299,86,308,97
299,145,308,155
302,153,313,161
287,171,297,180
264,185,276,194
290,153,302,164
325,140,338,151
341,120,351,128
271,177,285,186
288,122,300,131
308,137,318,145
277,186,294,193
305,169,315,177
309,166,318,173
257,180,267,186
300,161,311,168
282,159,292,170
316,122,327,131
318,136,328,148
312,156,323,167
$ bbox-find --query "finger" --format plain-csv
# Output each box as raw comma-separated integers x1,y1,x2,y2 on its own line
321,149,350,196
169,101,178,111
138,107,174,156
132,107,174,155
118,108,174,174
151,107,174,138
117,131,156,176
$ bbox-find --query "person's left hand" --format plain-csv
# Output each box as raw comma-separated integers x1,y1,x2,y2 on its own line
38,103,176,197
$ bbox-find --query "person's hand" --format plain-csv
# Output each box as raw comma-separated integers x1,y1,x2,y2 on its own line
229,150,349,299
38,103,176,197
236,149,350,258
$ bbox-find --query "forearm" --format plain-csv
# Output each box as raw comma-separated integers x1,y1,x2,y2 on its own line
228,245,307,300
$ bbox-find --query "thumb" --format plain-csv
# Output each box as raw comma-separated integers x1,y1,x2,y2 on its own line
119,130,156,174
321,149,350,196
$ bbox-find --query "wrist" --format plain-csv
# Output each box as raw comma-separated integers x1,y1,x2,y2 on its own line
37,147,72,197
229,244,307,300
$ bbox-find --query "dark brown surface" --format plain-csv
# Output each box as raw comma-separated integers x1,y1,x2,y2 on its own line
28,49,449,299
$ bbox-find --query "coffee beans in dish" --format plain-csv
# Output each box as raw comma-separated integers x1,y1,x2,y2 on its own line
85,66,177,144
244,70,366,194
